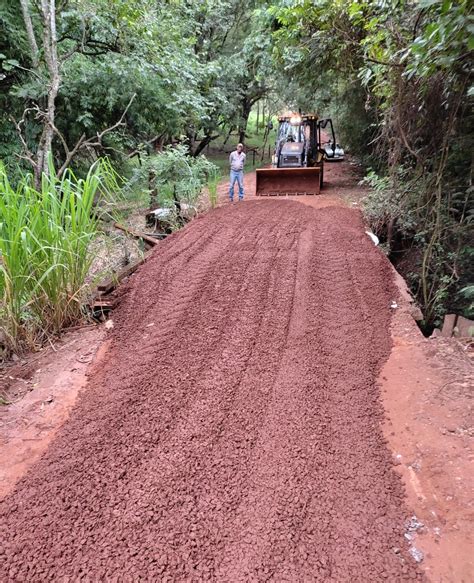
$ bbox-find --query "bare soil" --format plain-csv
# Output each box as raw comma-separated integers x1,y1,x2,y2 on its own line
0,161,471,581
380,277,473,582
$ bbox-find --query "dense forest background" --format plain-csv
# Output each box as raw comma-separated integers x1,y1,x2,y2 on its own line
0,0,472,351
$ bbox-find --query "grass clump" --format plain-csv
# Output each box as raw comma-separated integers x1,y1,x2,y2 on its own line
0,159,116,354
207,168,221,209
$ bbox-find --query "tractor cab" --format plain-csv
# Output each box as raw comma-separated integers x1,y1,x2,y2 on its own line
274,114,320,169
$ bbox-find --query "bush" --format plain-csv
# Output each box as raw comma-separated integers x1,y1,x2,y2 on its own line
362,168,473,327
126,145,219,211
361,169,418,238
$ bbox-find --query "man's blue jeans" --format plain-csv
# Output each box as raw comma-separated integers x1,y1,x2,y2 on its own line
229,170,244,201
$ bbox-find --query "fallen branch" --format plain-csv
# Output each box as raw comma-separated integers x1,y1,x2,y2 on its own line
114,222,159,248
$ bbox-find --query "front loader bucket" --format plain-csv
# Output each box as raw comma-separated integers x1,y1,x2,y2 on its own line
256,167,321,196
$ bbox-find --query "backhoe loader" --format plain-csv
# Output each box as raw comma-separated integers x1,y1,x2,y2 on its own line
256,113,338,196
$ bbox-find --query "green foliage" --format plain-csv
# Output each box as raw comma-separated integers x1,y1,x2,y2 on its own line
1,0,275,171
404,0,473,79
458,285,474,319
361,169,418,235
147,145,218,207
361,168,473,325
125,145,219,218
0,159,116,353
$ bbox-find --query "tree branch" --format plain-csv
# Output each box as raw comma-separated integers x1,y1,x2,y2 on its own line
19,0,40,68
10,113,38,170
9,62,45,82
59,27,120,62
365,57,403,68
56,93,137,176
413,9,425,41
127,134,163,159
57,134,86,176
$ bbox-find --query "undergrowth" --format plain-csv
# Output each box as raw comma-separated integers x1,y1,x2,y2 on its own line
125,144,219,220
362,169,473,329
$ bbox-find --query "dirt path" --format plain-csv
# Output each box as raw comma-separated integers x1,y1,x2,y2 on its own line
1,196,424,581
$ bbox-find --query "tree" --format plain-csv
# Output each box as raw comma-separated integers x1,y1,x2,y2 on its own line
2,0,278,173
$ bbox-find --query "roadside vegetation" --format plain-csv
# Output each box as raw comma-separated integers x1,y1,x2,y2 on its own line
269,0,473,330
0,0,472,354
0,159,115,353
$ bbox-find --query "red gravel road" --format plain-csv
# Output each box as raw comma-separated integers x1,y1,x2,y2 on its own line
1,200,422,581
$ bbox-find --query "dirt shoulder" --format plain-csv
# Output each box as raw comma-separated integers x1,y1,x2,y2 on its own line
0,326,107,499
380,273,473,582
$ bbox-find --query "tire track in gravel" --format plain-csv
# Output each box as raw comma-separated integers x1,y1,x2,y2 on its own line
0,201,423,582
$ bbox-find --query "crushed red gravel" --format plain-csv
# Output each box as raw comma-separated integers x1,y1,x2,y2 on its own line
1,200,423,581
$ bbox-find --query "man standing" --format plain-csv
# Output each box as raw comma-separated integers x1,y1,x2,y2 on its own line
229,143,246,202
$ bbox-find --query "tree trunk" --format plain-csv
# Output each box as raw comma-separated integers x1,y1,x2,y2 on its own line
387,217,397,251
223,126,234,146
34,0,60,188
149,170,158,207
238,99,252,144
192,134,219,157
261,125,270,161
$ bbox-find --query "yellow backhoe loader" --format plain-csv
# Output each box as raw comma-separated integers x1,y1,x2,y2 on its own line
256,113,338,196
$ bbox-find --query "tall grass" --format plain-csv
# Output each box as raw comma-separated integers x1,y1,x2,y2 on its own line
207,169,222,208
0,159,116,354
